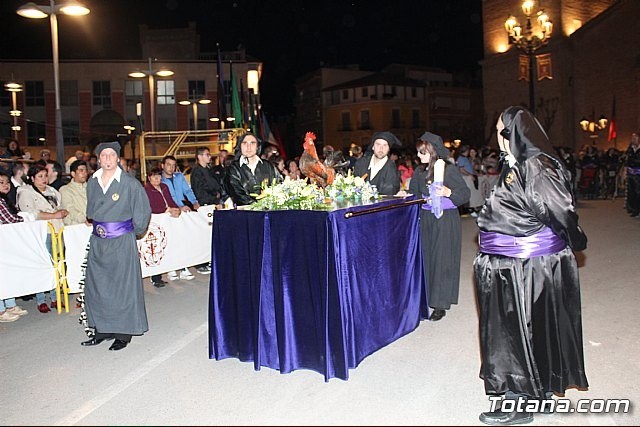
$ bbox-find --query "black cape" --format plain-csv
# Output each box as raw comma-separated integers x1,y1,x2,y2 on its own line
474,106,588,398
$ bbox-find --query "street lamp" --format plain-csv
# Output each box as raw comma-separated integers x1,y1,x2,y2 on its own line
178,92,211,131
17,0,90,164
579,111,608,144
504,0,553,115
128,58,174,132
5,81,23,139
247,69,261,133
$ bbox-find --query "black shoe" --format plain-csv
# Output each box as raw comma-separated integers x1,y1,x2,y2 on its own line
109,339,129,351
81,337,107,347
429,308,446,321
153,280,166,288
479,409,533,425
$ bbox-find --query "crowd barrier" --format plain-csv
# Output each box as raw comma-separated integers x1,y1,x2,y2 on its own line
0,205,216,302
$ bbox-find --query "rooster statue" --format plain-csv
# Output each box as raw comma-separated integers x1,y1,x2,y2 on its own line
299,131,335,187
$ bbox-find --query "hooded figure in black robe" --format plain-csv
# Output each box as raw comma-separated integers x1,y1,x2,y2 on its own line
474,106,588,424
408,132,469,321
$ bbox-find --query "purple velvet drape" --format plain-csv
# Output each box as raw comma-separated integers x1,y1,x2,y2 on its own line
209,197,426,381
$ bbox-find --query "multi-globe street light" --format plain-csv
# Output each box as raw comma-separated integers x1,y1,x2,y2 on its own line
504,0,553,115
17,0,90,164
4,81,23,139
128,58,174,133
178,92,211,132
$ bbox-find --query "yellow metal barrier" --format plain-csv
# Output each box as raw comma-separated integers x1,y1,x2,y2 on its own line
47,222,70,314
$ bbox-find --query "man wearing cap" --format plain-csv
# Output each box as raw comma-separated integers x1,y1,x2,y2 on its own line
353,131,401,195
81,141,151,351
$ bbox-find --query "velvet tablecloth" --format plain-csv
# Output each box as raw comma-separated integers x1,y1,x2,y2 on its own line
208,196,426,380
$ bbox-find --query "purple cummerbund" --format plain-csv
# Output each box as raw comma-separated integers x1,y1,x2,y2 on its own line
627,167,640,175
92,219,134,239
421,197,457,211
479,226,566,259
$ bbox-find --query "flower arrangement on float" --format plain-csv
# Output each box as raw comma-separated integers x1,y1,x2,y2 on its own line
325,170,379,202
249,172,380,211
249,176,327,211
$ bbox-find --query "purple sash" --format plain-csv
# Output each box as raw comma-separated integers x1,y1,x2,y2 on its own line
627,167,640,176
479,226,566,258
92,219,134,239
421,196,457,211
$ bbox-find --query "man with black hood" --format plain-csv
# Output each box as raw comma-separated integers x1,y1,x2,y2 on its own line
224,132,282,206
353,131,401,195
474,106,588,425
82,141,152,351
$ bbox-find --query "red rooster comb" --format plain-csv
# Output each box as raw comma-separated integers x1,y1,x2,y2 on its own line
304,131,316,142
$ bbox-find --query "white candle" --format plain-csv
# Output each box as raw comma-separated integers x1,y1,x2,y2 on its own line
434,159,445,182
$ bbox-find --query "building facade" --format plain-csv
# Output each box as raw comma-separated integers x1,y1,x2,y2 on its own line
0,22,261,162
482,0,639,151
297,64,482,152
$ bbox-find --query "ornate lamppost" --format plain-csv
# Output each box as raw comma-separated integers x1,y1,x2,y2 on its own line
504,0,553,115
579,111,608,145
17,0,91,163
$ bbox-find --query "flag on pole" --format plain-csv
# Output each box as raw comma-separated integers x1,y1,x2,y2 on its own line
608,95,617,143
216,44,227,122
229,62,243,128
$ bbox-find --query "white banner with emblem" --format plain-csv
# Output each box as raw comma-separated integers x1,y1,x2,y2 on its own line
0,205,216,299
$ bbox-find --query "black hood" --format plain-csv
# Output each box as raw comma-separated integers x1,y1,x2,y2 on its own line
367,131,401,152
419,132,450,160
500,106,556,163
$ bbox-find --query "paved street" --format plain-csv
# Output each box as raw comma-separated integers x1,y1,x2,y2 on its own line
1,198,638,426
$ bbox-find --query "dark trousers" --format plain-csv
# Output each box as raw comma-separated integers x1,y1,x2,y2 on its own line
95,331,132,343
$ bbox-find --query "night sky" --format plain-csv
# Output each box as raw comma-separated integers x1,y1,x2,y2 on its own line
1,0,484,119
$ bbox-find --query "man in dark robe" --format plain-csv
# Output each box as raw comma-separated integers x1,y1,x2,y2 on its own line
474,106,588,425
353,131,401,196
224,133,282,206
82,141,152,351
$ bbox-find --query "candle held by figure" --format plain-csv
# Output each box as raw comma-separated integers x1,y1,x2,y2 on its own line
430,159,446,219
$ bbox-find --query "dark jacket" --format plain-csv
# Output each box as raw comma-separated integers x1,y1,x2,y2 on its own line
224,159,282,206
353,153,400,196
190,163,224,205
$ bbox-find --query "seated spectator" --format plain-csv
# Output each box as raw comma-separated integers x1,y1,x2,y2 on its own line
65,150,85,174
397,155,414,189
2,139,25,159
0,171,30,322
160,155,206,277
270,155,288,177
17,163,68,313
191,147,224,207
6,161,28,207
287,159,301,180
144,167,194,286
46,160,65,190
60,160,89,225
87,154,98,175
40,149,51,162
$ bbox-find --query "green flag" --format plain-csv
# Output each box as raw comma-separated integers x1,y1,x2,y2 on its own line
230,63,243,128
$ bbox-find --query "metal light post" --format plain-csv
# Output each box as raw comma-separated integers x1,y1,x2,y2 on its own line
5,81,23,139
579,111,608,145
17,0,90,163
504,0,552,115
178,91,211,131
247,69,260,134
129,58,174,133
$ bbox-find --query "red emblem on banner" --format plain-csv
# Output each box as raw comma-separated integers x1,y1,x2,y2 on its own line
138,222,167,266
